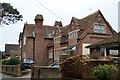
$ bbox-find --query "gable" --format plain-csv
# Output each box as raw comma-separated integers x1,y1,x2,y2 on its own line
80,10,116,39
69,17,78,32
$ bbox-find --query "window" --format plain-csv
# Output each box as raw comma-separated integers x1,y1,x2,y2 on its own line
93,23,106,33
82,43,90,55
49,50,53,59
68,30,78,39
54,37,60,43
54,50,60,61
23,52,26,58
23,36,26,45
100,48,104,56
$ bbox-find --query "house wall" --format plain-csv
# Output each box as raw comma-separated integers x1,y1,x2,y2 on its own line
9,49,20,57
44,39,53,65
25,37,34,60
68,38,77,46
47,47,54,65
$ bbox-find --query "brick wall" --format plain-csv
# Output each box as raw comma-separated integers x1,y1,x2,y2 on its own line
34,20,45,66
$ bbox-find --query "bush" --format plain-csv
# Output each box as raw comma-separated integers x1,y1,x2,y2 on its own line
1,59,9,65
7,57,20,65
61,55,91,78
1,57,20,65
93,64,118,79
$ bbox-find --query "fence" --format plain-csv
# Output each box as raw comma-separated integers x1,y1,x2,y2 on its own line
2,64,21,77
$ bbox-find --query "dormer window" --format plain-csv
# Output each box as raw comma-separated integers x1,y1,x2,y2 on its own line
93,23,106,33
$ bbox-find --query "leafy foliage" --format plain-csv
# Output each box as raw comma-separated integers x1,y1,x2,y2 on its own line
1,59,9,65
7,57,20,65
93,64,118,79
0,3,23,26
1,57,20,65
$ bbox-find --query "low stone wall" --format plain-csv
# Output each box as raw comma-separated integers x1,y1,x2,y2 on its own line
2,64,21,77
31,66,61,79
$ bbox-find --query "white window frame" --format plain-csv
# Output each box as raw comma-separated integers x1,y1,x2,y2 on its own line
54,36,61,43
68,29,79,39
54,49,60,61
93,23,106,33
23,35,26,45
82,43,91,55
49,50,53,59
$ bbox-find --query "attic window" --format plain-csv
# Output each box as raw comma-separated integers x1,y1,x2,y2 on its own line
93,23,106,33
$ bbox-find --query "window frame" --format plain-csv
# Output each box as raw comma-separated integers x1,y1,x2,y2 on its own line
93,23,106,33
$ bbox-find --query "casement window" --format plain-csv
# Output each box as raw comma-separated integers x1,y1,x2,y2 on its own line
110,50,118,56
68,30,79,39
49,50,53,59
23,52,26,58
93,23,106,33
23,36,26,45
54,36,61,43
54,50,60,61
100,48,104,56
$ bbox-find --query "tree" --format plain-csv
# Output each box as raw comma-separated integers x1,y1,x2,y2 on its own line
0,3,23,26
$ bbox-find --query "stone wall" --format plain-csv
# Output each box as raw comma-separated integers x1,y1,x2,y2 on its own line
31,66,61,79
2,64,21,77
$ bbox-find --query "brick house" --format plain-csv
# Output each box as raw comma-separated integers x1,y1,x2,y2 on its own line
5,44,20,58
19,15,62,66
19,10,116,65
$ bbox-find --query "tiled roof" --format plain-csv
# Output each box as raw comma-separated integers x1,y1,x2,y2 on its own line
47,40,54,47
86,32,120,48
72,10,99,30
44,25,57,38
24,24,35,37
23,24,58,38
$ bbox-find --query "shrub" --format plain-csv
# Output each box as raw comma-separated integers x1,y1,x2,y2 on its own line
1,59,9,65
61,55,91,78
7,57,20,65
93,64,118,79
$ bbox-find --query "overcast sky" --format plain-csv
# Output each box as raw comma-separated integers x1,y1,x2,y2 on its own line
0,0,119,51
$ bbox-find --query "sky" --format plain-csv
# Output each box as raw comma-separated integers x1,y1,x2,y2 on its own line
0,0,119,51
